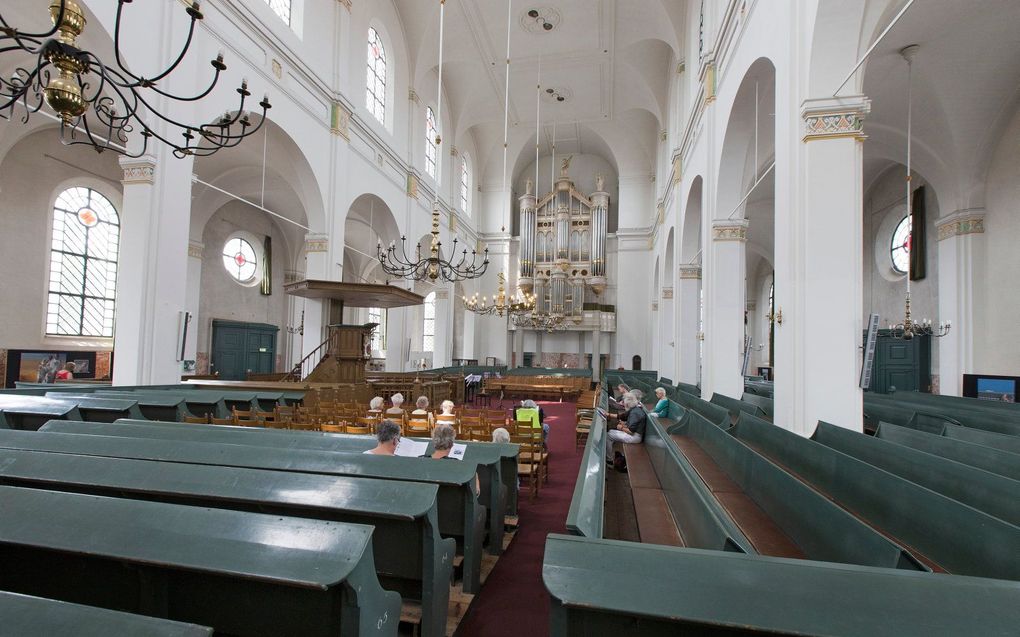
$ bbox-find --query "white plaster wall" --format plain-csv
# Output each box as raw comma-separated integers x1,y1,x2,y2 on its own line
0,129,122,351
197,203,291,371
975,108,1020,375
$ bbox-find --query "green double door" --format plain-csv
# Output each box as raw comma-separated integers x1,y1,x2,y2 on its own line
211,320,278,380
868,330,932,393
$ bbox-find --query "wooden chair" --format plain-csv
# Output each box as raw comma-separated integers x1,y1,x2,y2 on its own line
320,423,345,434
235,418,263,427
435,413,457,425
265,419,290,430
210,417,234,426
406,418,431,435
289,421,320,432
183,415,209,424
346,422,372,435
511,434,542,500
468,430,490,443
484,410,507,429
460,415,484,436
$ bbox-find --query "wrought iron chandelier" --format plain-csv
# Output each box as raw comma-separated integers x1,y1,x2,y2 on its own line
463,272,535,317
376,0,488,282
0,0,271,158
890,45,949,341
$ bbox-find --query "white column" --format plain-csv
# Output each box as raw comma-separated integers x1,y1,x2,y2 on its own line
284,269,304,371
432,286,454,368
677,265,702,385
935,210,984,396
592,312,603,382
184,240,203,366
301,233,330,360
702,219,748,399
386,281,412,372
660,285,675,379
514,325,525,368
113,153,194,385
782,96,869,433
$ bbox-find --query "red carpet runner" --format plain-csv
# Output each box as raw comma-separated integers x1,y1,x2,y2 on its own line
454,400,582,636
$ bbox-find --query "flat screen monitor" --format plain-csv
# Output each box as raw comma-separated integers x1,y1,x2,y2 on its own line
963,374,1018,403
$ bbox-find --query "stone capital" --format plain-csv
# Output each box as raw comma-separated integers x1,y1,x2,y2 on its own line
120,157,156,184
187,240,204,259
678,264,702,279
337,0,351,10
936,208,985,241
407,173,420,199
662,287,674,299
330,101,351,140
801,95,871,142
304,233,329,253
408,88,420,105
711,219,749,242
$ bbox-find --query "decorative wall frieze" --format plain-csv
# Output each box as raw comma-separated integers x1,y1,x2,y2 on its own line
712,219,749,242
407,173,420,199
187,241,204,259
662,287,674,299
678,265,702,280
330,101,351,140
304,233,329,253
936,209,985,241
801,95,871,142
702,63,716,103
671,155,681,187
120,157,156,184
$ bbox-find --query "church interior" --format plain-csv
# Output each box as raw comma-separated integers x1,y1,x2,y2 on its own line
0,0,1018,635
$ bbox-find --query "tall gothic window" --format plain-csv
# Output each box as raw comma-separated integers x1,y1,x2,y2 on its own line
368,307,386,354
422,292,436,352
891,215,911,274
366,27,387,125
265,0,291,24
460,158,470,213
425,107,438,179
46,187,120,337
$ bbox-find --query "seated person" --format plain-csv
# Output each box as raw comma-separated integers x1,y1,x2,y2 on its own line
630,388,644,403
491,427,510,444
436,399,457,423
652,387,670,419
515,399,549,441
386,393,406,418
614,384,629,401
54,362,75,381
364,420,401,455
606,393,646,461
411,395,434,425
432,423,480,493
368,396,385,417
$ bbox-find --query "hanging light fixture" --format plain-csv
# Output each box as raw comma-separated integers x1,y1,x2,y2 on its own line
890,45,949,341
0,0,271,157
512,308,564,332
463,272,535,317
377,0,488,282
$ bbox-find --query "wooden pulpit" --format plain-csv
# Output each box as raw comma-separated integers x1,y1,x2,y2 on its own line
304,323,377,384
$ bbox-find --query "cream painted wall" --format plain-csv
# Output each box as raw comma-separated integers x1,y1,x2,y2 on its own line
196,202,291,372
0,129,121,351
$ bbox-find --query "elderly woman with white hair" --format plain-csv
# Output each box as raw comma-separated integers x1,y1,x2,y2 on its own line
606,392,647,461
432,423,480,493
436,399,457,424
368,396,385,416
652,387,670,419
386,393,406,419
411,395,434,425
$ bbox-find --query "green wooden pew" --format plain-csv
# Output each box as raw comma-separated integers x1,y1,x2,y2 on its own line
0,486,401,636
676,381,701,397
543,534,1020,637
878,392,1020,437
710,392,766,422
67,390,189,421
0,428,488,594
889,389,1020,415
42,393,145,422
668,412,927,570
0,448,453,637
730,416,1019,579
95,390,227,419
670,390,730,427
565,388,608,538
0,591,213,637
0,395,81,430
810,420,1020,528
941,421,1020,454
875,422,1020,481
45,418,508,558
644,410,753,552
741,392,774,418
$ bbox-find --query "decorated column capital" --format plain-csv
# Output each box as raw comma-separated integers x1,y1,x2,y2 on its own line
678,264,702,279
407,173,420,199
304,233,329,253
337,0,351,10
330,102,351,140
801,95,871,142
936,208,985,241
187,240,204,259
662,287,674,299
408,88,420,105
712,218,749,242
120,156,156,184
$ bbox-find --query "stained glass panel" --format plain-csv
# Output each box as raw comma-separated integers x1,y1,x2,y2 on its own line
222,237,258,283
891,215,911,274
425,107,438,179
367,28,387,125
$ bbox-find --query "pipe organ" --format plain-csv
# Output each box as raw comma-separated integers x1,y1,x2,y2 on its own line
517,161,611,328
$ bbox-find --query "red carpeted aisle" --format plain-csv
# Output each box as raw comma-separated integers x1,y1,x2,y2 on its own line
454,400,582,637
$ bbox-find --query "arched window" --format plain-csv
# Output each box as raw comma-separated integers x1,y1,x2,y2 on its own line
46,187,120,337
891,215,911,274
366,27,387,125
425,107,438,180
422,292,436,352
368,307,386,354
265,0,291,24
460,158,470,213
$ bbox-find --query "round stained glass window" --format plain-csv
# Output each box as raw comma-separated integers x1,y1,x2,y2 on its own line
891,215,911,274
222,237,258,283
76,207,99,227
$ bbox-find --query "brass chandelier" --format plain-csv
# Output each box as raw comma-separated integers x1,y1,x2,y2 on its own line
512,308,565,333
462,272,535,317
0,0,271,157
376,0,488,282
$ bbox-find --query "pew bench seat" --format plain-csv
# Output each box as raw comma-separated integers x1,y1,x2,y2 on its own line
621,443,684,547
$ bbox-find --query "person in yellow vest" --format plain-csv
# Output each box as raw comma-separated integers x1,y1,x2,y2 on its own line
515,399,548,443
